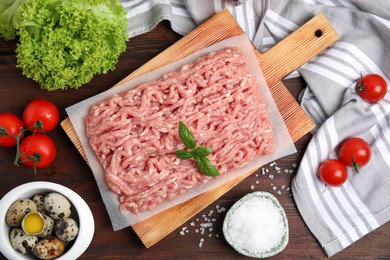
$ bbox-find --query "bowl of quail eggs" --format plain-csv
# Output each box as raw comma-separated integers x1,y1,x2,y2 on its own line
0,181,95,260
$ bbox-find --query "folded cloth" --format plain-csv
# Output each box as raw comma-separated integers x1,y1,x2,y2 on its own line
120,0,196,37
120,0,390,257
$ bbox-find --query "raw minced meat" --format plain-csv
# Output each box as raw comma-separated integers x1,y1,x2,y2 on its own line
86,47,276,214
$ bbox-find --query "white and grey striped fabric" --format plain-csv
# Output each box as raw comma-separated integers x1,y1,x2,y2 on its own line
120,0,196,37
120,0,390,257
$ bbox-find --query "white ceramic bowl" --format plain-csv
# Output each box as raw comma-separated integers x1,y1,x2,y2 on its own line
0,181,95,260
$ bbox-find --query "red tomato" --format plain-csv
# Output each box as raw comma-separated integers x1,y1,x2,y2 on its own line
318,160,348,187
339,137,371,173
23,99,60,134
19,134,56,168
0,112,24,147
356,74,387,103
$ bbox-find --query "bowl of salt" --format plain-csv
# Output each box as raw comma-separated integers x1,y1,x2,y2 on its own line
223,191,289,258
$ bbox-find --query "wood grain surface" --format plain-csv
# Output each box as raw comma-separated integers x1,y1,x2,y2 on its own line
60,10,339,248
1,10,389,260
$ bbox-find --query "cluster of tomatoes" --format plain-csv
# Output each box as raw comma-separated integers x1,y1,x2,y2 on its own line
0,99,59,172
317,73,387,187
318,138,372,187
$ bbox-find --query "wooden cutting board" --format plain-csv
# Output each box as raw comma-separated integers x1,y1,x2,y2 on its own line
61,9,339,248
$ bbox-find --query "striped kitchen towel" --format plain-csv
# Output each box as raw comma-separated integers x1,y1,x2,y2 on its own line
120,0,196,37
120,0,390,257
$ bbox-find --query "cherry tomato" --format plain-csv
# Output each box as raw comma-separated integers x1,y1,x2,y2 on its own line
317,159,348,187
19,134,56,168
0,112,24,147
339,137,371,173
356,74,387,103
23,99,60,134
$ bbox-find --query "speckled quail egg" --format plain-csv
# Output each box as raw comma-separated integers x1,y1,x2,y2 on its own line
9,227,39,255
55,217,79,243
38,214,55,237
32,193,47,213
34,236,65,260
45,192,71,220
6,199,37,227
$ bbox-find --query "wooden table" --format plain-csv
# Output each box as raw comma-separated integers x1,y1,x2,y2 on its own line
1,21,389,260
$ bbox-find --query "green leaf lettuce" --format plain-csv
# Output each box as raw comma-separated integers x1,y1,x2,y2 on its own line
0,0,26,40
15,0,129,90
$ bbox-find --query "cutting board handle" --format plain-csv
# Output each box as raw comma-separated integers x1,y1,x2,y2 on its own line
258,13,339,85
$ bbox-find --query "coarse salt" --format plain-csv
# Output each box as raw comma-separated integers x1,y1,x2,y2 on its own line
225,195,286,254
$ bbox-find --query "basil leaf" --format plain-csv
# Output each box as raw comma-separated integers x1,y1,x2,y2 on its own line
178,121,196,150
175,150,193,160
193,146,212,157
195,157,220,177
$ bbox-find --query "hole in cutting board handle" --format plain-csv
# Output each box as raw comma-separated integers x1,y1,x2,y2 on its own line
314,29,323,37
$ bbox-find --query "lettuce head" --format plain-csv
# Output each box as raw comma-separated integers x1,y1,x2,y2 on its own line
15,0,128,90
0,0,26,40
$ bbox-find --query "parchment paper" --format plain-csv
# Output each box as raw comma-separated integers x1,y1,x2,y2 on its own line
66,35,296,231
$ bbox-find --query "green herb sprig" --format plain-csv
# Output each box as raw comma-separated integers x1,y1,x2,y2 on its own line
176,121,220,177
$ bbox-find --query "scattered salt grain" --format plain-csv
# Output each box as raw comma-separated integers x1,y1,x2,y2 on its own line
218,207,226,213
179,204,228,247
250,185,255,190
199,238,204,248
292,163,297,168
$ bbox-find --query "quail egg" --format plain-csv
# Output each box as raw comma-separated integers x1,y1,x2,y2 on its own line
34,236,65,260
55,217,79,243
33,193,47,213
22,211,55,237
38,214,55,237
9,227,39,255
45,192,71,220
6,199,37,227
